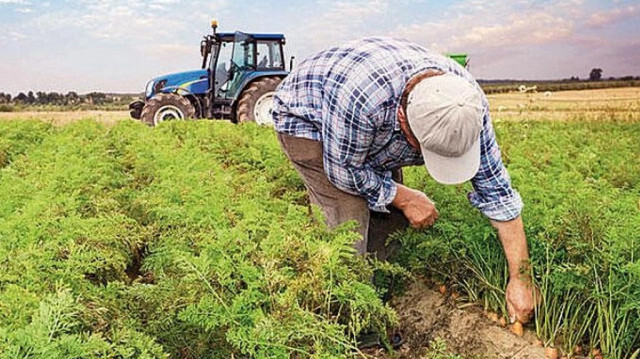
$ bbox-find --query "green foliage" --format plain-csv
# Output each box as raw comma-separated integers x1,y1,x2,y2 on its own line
0,120,394,357
0,117,638,357
399,119,640,358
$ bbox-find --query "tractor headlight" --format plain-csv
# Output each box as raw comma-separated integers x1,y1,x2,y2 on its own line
145,80,154,98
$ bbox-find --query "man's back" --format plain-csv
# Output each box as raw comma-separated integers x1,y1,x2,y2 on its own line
273,37,476,141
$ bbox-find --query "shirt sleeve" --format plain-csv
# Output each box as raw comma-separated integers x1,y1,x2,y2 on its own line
468,106,523,221
321,87,397,213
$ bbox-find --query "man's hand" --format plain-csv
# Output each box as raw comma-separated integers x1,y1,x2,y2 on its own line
506,276,541,324
392,184,438,228
491,216,540,324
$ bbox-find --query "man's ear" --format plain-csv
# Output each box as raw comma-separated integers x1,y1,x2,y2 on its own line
397,106,406,123
398,106,421,151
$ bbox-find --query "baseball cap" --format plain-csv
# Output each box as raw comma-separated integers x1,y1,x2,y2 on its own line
406,72,484,185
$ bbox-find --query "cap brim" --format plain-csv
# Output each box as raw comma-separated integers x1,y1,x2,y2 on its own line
421,137,481,185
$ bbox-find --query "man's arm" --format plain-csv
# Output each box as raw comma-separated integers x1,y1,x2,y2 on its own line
467,107,539,323
491,216,540,324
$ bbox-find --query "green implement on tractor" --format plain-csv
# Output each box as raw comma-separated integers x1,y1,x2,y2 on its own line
447,53,469,68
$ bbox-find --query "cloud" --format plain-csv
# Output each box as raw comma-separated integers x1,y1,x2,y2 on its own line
291,0,391,57
586,4,640,27
0,0,28,4
0,26,27,41
145,43,193,57
392,0,578,53
31,0,226,42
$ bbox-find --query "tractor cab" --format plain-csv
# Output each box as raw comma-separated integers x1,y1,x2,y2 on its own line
202,30,287,114
130,20,289,126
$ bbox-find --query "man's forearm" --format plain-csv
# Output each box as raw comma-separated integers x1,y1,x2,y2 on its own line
490,216,530,280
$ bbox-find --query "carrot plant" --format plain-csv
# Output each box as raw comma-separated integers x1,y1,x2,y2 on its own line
0,120,394,358
0,116,638,358
400,116,640,357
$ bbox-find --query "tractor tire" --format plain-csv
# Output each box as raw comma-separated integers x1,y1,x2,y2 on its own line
140,93,195,127
236,77,282,125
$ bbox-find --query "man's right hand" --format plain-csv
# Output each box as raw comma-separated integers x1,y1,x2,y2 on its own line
392,184,439,228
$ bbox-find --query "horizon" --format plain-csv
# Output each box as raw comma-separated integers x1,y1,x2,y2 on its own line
1,0,639,95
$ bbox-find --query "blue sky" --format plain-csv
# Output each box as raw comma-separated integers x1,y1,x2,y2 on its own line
1,0,639,94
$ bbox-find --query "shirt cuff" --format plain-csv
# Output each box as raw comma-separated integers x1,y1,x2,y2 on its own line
369,176,397,213
468,190,524,221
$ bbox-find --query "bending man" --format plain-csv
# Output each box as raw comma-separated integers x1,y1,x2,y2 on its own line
272,37,537,323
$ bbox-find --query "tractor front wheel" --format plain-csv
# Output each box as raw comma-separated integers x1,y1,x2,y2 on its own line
236,77,282,125
140,93,195,127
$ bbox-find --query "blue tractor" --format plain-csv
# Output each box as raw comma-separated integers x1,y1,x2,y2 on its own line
129,20,290,126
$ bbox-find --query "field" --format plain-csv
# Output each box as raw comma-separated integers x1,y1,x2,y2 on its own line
0,88,639,358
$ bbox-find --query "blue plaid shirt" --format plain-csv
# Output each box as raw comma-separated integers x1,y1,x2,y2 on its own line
272,37,523,221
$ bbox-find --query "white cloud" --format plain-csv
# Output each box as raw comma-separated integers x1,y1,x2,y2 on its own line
145,43,193,57
291,0,391,58
392,0,578,53
0,0,28,4
586,4,640,27
31,0,226,42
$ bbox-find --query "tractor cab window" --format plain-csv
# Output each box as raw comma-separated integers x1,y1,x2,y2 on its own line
213,41,234,97
256,41,284,70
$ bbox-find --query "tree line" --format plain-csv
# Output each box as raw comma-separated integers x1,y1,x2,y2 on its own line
0,91,135,106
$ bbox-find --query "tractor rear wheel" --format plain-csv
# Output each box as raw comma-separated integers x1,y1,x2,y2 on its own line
140,93,195,127
236,77,282,125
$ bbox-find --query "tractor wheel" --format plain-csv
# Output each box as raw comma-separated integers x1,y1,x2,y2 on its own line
236,77,282,125
140,93,195,127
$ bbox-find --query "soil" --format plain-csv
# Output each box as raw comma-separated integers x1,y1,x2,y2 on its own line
370,278,547,359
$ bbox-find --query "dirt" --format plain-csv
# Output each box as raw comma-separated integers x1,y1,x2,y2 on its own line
372,279,546,359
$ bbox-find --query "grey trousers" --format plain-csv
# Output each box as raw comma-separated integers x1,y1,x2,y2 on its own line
277,133,409,260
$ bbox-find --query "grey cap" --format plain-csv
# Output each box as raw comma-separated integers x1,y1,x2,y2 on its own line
406,72,484,184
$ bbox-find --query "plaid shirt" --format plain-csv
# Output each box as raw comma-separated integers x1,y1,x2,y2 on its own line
272,37,523,221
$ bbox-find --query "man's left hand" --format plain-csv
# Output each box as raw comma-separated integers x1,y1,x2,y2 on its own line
505,276,541,324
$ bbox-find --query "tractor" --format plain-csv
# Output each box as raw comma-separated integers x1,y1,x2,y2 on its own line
129,20,289,126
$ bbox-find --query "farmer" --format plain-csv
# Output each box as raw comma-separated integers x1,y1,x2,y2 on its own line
272,37,538,324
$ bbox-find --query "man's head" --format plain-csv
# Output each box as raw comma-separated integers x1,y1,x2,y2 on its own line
399,72,484,184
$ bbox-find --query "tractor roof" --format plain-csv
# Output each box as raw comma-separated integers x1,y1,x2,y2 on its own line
217,32,285,42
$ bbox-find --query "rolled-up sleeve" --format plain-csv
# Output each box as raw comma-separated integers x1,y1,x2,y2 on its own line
321,88,397,213
468,108,523,221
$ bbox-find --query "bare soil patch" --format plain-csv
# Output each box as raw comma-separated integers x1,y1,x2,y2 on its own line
374,279,546,358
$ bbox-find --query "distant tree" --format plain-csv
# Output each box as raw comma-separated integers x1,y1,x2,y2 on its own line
36,91,47,104
27,91,35,104
15,92,28,103
65,91,79,105
86,92,107,105
589,68,603,81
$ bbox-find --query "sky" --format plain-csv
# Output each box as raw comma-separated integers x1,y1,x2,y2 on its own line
0,0,639,95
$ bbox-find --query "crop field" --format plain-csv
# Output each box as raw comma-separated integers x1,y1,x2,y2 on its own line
0,88,639,358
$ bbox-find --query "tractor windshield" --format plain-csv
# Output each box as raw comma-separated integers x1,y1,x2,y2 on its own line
222,32,255,99
231,32,255,70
